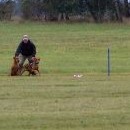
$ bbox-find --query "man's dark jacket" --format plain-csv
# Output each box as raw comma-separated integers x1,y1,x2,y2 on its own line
15,40,36,57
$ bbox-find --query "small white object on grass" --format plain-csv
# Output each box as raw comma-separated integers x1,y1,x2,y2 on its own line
73,74,83,78
77,74,83,78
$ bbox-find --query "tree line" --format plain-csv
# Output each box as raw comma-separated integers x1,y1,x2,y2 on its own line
0,0,130,22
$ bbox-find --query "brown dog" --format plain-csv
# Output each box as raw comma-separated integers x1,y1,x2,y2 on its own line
10,57,19,76
21,57,40,76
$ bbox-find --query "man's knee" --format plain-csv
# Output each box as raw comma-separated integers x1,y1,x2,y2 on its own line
19,54,26,65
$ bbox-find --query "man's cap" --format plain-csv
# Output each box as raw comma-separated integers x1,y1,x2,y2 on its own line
22,35,29,40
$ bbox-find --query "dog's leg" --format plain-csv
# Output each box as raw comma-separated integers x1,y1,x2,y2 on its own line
28,71,31,76
37,70,40,76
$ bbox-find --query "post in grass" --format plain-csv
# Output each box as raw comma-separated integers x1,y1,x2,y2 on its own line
107,48,111,76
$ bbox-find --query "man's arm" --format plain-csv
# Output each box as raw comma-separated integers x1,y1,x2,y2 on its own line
15,43,22,57
32,43,36,57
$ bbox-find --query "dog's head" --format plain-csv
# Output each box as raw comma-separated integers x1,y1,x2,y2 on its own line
31,57,40,70
11,57,19,76
13,57,19,64
31,57,40,64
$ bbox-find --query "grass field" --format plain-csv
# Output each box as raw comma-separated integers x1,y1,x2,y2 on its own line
0,22,130,130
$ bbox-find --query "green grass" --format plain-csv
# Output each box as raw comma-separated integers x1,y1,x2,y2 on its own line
0,74,130,130
1,22,130,74
0,22,130,130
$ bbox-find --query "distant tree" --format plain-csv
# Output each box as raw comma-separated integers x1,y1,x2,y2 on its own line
20,0,124,22
43,0,74,21
85,0,123,22
21,0,33,19
124,0,130,17
0,0,14,20
114,0,122,22
86,0,111,22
